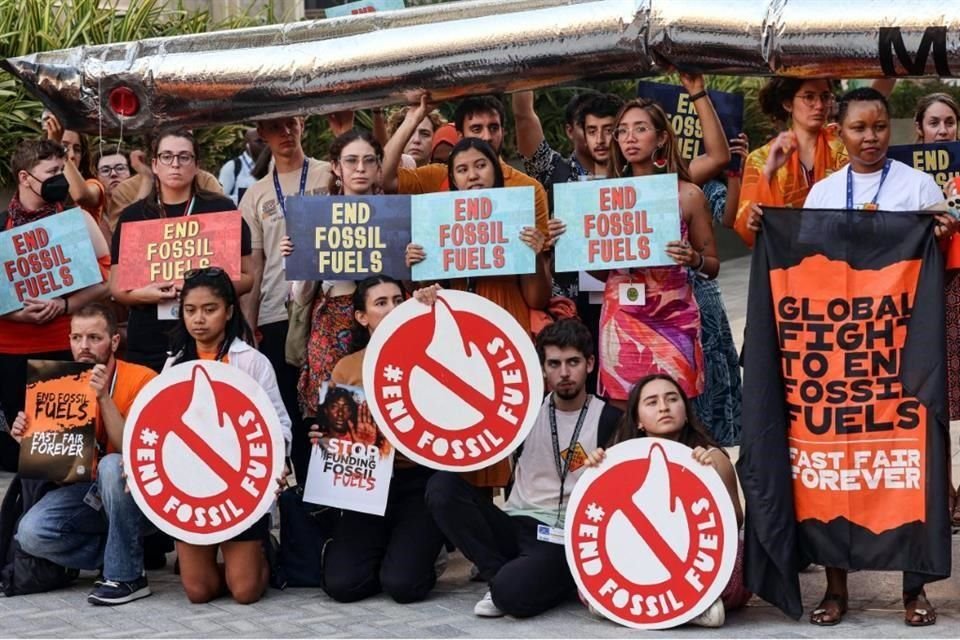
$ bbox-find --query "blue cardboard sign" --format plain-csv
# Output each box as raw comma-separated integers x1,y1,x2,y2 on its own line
636,81,745,170
887,141,960,190
0,207,102,315
553,174,682,273
284,195,412,280
411,187,536,281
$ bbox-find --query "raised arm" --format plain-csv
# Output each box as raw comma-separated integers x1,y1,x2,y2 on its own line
681,73,731,186
381,93,430,194
511,91,546,160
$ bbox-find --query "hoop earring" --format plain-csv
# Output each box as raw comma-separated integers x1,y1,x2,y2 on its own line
652,145,667,174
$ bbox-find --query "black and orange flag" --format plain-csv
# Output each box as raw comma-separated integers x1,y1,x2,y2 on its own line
738,207,951,619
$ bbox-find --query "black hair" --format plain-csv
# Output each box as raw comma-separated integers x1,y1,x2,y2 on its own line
535,318,594,364
72,302,118,336
11,138,65,177
322,386,359,428
453,95,505,134
328,129,384,195
614,374,722,451
575,93,624,129
169,269,254,363
564,90,600,126
837,87,890,125
758,78,838,123
446,137,505,190
349,275,406,351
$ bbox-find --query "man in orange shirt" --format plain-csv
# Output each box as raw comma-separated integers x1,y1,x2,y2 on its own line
10,303,157,606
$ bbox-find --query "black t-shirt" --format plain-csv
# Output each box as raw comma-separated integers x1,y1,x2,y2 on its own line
110,194,252,371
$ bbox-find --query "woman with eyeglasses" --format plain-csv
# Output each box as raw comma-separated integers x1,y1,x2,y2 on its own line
109,127,254,372
594,98,718,411
94,148,131,242
164,267,291,604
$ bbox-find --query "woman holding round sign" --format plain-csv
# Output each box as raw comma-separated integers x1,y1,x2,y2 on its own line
583,374,748,628
315,274,447,604
160,268,292,604
108,128,255,373
595,98,718,410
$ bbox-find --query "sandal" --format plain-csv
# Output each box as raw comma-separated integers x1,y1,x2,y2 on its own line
903,590,936,627
810,593,847,626
951,500,960,531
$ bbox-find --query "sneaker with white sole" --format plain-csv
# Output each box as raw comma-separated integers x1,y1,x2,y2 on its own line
87,575,151,606
474,590,505,617
689,597,725,627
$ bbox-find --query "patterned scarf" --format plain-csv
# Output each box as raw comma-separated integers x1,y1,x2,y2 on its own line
6,190,60,228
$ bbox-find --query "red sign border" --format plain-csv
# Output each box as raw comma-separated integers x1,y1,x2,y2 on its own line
122,360,286,545
564,437,739,630
362,289,543,472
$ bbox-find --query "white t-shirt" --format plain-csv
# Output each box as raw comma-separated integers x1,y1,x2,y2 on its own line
804,159,945,211
218,151,258,204
239,157,332,326
504,394,619,526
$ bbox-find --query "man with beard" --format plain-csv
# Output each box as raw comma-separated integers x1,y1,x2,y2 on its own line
10,303,156,605
424,319,622,618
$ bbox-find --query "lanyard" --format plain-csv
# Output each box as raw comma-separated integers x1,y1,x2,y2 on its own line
273,159,309,216
549,394,590,524
846,159,891,210
159,193,196,218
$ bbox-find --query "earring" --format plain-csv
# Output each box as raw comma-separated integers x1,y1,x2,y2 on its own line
652,145,667,173
335,178,342,188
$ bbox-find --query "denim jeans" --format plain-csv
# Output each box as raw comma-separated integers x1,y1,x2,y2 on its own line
16,454,148,582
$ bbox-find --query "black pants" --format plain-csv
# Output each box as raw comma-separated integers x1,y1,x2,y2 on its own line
257,320,308,484
322,466,444,604
0,350,72,472
425,472,576,617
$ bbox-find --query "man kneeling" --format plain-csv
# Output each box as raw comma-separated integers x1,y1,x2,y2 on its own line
11,304,156,605
425,319,622,618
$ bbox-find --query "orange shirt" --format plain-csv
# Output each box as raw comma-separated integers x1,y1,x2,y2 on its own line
734,127,848,247
197,349,229,363
96,359,157,455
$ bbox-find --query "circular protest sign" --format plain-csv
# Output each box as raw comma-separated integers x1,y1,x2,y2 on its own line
363,289,542,472
123,361,285,545
565,438,738,630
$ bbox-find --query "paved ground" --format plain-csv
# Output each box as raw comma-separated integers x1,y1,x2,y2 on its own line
1,254,959,638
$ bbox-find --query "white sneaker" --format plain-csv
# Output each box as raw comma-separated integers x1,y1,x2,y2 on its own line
689,597,725,627
474,590,505,617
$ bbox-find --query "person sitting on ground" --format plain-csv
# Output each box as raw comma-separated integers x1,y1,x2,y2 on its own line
164,267,291,605
584,373,749,628
11,303,157,606
424,318,621,618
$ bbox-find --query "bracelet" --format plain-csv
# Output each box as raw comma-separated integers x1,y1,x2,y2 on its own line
694,251,705,272
688,90,708,102
725,169,742,179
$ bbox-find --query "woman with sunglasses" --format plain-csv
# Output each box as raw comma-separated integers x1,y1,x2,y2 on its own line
109,127,254,372
164,267,291,604
595,98,718,411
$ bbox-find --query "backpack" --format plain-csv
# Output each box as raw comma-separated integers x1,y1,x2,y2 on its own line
0,476,78,596
274,486,340,588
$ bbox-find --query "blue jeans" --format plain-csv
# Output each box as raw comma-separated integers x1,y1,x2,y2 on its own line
16,454,148,583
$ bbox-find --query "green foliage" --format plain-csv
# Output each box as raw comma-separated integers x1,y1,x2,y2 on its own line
888,80,960,120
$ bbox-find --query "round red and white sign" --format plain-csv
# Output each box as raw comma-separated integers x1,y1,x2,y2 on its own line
123,361,285,545
565,438,738,629
363,290,542,472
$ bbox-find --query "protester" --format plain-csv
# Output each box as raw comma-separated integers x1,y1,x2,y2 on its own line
386,106,443,166
93,148,131,242
108,127,254,373
10,303,156,605
164,267,291,604
914,93,959,143
238,115,335,485
801,87,950,627
218,128,264,204
430,122,458,164
594,98,717,410
584,373,749,627
425,319,621,618
42,112,107,225
0,139,111,471
318,275,446,604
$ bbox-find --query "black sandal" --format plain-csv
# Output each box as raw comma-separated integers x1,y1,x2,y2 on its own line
904,590,936,627
810,593,848,626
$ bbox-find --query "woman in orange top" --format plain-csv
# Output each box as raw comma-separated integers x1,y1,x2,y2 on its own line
734,79,846,246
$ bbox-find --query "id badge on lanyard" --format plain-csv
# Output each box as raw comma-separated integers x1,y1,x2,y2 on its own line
157,195,197,320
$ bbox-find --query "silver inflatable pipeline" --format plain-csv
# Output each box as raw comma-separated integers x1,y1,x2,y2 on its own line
2,0,959,133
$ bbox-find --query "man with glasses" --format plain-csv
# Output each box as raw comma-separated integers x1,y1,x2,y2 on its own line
95,150,130,241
